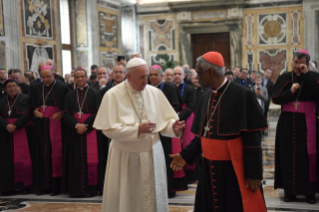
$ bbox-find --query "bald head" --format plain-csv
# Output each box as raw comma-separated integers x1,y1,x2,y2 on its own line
173,66,185,84
46,59,56,71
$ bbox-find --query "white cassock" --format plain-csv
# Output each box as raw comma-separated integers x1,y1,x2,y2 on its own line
93,80,179,212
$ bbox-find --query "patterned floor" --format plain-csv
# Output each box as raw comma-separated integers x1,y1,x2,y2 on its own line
1,115,319,211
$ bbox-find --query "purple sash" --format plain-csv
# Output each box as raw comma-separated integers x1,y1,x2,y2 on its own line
283,101,316,182
6,118,32,186
40,106,62,177
182,104,195,170
74,113,99,186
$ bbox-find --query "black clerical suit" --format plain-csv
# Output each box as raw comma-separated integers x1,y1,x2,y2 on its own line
233,77,253,89
0,94,33,192
62,86,108,195
180,81,268,212
262,78,274,120
18,83,29,95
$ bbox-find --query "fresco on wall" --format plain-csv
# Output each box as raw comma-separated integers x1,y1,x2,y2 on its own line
100,51,118,69
26,44,54,72
23,0,53,39
76,51,88,71
99,12,118,48
259,49,287,82
0,0,4,36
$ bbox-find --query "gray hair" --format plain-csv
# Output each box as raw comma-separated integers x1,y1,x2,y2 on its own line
173,66,184,75
196,57,225,77
113,63,126,73
150,67,163,75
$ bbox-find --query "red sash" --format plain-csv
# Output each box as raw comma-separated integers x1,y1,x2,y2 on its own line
282,101,316,182
74,113,99,186
6,118,32,186
201,137,267,212
40,106,62,177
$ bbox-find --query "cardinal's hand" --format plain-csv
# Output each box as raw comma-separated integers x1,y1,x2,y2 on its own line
170,153,186,171
245,179,261,193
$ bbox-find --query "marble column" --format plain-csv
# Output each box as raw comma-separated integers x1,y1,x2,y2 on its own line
1,0,21,69
303,0,319,63
121,5,138,57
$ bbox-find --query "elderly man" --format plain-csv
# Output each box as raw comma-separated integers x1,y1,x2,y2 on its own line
91,67,109,91
100,63,126,96
170,51,268,212
272,50,319,204
46,59,64,82
164,68,174,83
0,79,33,195
173,66,196,182
94,58,185,212
31,65,70,196
12,69,29,94
0,68,7,97
149,65,187,198
182,64,193,86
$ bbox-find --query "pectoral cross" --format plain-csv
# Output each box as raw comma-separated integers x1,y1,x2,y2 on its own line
42,104,46,112
78,110,83,118
294,101,300,110
8,110,11,116
203,125,210,137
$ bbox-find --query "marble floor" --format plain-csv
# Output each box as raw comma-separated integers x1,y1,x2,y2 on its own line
1,115,319,211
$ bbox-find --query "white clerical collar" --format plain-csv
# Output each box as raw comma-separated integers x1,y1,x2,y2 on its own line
153,81,163,88
78,84,88,90
212,78,228,93
174,81,184,87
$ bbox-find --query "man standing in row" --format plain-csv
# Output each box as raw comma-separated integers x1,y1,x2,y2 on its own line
0,79,33,195
12,69,29,95
94,58,185,212
234,68,253,89
62,68,107,197
31,66,70,196
100,63,125,96
170,51,268,212
164,68,174,84
263,69,274,124
272,50,319,204
91,67,109,91
173,66,196,182
149,65,187,198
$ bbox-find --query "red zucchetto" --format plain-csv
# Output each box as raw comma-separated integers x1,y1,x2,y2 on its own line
202,51,225,67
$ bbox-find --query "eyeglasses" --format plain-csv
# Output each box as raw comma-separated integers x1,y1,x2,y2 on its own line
114,71,124,75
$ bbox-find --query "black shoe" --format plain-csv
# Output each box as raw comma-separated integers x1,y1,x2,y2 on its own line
168,192,176,198
21,188,31,195
284,195,296,202
36,189,49,196
0,191,15,196
306,195,316,204
50,189,61,196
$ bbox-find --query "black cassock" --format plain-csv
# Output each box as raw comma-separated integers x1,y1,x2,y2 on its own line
0,94,33,192
30,80,70,191
62,86,109,195
18,83,29,95
156,82,188,193
180,81,267,212
0,82,5,97
272,71,319,196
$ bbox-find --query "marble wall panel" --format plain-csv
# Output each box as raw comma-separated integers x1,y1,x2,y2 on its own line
99,11,118,48
0,0,4,36
75,0,88,47
246,50,254,71
150,53,175,67
22,0,53,39
76,50,88,71
258,49,287,82
292,11,300,45
149,19,175,51
246,14,253,47
100,51,118,69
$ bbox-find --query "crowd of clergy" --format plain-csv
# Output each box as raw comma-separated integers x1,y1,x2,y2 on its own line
0,49,319,211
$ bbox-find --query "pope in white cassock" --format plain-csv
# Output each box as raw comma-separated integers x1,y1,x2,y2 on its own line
93,58,185,212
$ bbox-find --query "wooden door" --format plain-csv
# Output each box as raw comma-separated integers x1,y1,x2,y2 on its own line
191,32,230,69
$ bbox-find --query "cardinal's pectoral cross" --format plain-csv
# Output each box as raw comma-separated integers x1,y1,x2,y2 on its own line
78,110,83,118
294,101,300,110
8,110,11,116
203,125,210,137
42,104,46,112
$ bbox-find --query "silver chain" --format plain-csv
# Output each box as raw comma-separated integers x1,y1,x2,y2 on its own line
7,93,20,116
77,86,90,113
42,80,56,105
125,82,144,123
